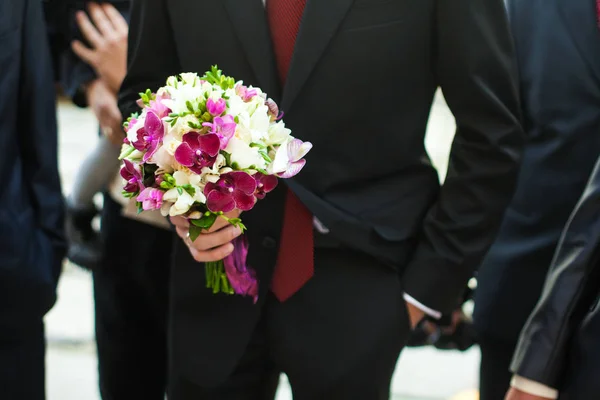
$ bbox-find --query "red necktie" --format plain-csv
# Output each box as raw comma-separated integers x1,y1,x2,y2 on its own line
267,0,314,302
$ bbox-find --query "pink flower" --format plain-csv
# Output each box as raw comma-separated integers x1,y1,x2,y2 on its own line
148,96,171,118
120,160,144,194
204,172,257,213
235,84,258,102
224,236,258,303
132,111,165,162
253,173,278,200
202,115,236,149
206,97,226,116
136,188,164,210
174,132,220,174
265,98,283,120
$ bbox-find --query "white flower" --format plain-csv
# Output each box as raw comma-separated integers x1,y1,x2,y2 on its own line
225,137,266,170
200,154,234,184
163,84,204,114
150,147,175,172
166,75,179,88
180,72,200,86
162,188,194,216
172,170,206,201
126,114,145,143
269,140,291,174
227,94,247,117
265,121,291,146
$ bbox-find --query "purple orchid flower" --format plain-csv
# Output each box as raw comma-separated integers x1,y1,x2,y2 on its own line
148,97,171,118
223,236,258,303
136,188,164,211
120,159,144,194
278,139,313,179
174,132,221,174
235,84,258,102
254,173,278,200
206,97,227,116
202,115,236,149
265,98,283,120
204,171,257,213
132,111,165,162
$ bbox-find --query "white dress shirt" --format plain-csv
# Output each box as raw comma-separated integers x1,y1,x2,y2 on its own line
511,375,558,399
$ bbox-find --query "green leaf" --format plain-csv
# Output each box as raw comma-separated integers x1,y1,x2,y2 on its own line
137,202,144,214
118,145,136,161
189,225,203,242
176,187,183,195
231,162,240,170
190,212,218,230
121,191,136,198
188,121,203,130
181,184,196,196
186,100,195,113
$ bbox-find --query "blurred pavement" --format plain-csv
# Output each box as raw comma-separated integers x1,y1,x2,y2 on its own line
45,92,479,400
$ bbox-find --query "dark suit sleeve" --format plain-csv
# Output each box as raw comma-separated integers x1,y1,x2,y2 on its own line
510,157,600,387
118,0,181,119
401,0,525,314
19,0,67,277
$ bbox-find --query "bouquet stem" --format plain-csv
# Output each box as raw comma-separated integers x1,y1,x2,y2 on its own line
205,260,234,295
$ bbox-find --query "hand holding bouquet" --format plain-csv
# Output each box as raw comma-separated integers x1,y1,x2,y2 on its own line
119,66,312,302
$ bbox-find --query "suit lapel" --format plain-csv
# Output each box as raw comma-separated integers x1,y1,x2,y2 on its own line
280,0,355,112
556,0,600,84
222,0,279,98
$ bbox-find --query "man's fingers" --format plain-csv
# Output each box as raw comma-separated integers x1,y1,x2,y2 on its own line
102,3,129,36
76,10,102,47
189,242,235,263
88,3,115,38
170,216,189,230
71,40,95,65
189,225,242,251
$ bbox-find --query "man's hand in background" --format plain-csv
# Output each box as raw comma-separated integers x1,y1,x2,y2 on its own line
86,80,125,145
406,302,425,329
505,387,553,400
72,2,128,93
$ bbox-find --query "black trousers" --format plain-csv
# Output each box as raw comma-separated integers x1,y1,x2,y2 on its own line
479,334,518,400
0,321,45,400
94,195,172,400
169,247,412,400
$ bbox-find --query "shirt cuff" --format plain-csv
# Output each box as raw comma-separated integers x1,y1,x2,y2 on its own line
511,375,558,399
403,293,442,319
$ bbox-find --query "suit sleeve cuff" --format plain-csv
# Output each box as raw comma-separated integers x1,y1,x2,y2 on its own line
403,293,442,319
511,375,558,399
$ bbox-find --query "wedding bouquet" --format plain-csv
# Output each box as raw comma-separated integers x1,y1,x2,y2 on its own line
119,66,311,302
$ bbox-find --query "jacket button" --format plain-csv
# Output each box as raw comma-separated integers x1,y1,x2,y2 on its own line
262,237,277,249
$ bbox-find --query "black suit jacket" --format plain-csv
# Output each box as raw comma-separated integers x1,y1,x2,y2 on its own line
119,0,523,385
511,156,600,395
0,0,65,323
474,0,600,342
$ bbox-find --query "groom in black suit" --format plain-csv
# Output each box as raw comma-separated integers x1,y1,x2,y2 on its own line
119,0,524,398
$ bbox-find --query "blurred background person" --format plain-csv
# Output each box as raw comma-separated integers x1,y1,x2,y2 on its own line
0,0,66,398
61,1,172,398
473,0,600,398
62,0,127,270
507,157,600,400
